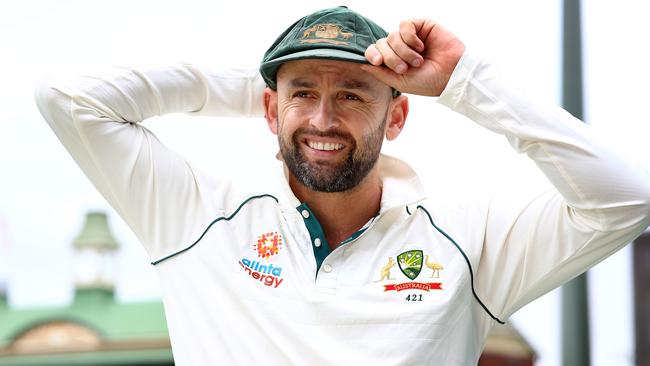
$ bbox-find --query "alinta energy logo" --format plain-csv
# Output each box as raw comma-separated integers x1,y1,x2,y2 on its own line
254,231,282,259
374,249,444,292
239,231,285,289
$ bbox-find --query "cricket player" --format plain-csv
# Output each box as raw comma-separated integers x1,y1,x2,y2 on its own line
35,6,650,365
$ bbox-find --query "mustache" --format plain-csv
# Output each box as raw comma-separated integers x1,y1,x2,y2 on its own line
292,127,355,144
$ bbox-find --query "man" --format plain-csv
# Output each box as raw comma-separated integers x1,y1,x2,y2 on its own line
35,6,649,365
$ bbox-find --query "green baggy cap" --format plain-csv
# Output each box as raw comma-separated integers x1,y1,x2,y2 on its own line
260,6,400,96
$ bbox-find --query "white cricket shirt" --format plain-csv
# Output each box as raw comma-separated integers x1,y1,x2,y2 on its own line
35,50,650,365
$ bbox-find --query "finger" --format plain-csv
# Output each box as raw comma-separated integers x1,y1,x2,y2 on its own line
360,64,402,90
387,31,424,67
399,20,425,52
364,44,383,66
375,38,408,74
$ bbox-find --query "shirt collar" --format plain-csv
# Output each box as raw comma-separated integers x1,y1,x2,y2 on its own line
274,154,427,213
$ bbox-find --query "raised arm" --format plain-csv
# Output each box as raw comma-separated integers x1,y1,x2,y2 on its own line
363,19,650,319
35,65,265,259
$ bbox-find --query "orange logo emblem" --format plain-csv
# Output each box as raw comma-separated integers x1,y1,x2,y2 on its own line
254,231,283,259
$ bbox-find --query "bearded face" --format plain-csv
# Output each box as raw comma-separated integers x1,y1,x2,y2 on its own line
278,113,387,192
270,59,398,193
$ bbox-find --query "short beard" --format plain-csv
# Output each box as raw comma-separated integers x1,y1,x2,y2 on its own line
278,112,387,193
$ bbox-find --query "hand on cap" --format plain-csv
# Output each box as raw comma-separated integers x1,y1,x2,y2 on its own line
362,19,465,97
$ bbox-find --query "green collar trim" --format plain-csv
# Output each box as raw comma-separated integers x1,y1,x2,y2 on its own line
296,203,330,273
296,203,376,274
339,213,378,245
339,228,366,245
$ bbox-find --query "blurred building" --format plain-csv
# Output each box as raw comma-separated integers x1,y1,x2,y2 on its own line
0,211,535,365
0,212,171,366
479,323,536,366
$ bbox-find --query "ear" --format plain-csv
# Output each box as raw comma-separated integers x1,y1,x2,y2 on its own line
264,87,279,135
385,95,408,141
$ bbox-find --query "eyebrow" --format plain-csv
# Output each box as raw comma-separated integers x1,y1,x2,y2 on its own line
337,80,371,91
288,79,316,88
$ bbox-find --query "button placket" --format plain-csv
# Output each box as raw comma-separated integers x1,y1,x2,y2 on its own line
296,203,331,275
315,258,339,290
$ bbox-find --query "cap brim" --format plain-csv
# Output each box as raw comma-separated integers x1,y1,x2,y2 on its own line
267,48,368,66
260,48,400,96
260,48,368,89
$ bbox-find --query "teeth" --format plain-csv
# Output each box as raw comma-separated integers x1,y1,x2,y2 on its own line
308,141,343,151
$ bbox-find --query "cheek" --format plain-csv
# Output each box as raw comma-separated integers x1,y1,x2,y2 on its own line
276,104,306,138
278,100,309,122
343,107,386,134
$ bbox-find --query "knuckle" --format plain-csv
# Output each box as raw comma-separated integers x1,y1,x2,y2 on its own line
386,56,403,69
406,32,418,42
402,29,417,42
380,52,396,65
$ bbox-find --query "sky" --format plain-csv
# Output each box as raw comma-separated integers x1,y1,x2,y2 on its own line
0,1,649,365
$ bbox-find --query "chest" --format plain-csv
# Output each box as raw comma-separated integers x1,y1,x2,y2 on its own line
156,201,491,364
162,201,482,317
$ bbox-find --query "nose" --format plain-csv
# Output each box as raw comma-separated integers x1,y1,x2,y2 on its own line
309,97,339,131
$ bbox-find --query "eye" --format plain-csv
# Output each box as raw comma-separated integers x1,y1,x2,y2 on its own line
293,91,313,98
342,93,362,102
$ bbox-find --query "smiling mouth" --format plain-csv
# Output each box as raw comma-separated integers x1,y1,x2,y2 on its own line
306,140,345,151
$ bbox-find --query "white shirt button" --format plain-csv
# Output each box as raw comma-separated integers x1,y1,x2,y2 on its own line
323,264,333,273
301,210,310,218
314,238,322,247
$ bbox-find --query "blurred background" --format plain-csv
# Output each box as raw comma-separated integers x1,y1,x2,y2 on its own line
0,0,648,365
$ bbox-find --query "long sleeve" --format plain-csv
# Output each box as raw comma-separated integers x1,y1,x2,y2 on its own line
35,65,266,260
438,50,650,319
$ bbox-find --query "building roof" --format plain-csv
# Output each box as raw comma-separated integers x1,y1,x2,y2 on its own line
0,288,171,365
0,211,171,365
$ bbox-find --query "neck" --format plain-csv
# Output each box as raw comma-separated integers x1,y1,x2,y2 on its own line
289,167,382,250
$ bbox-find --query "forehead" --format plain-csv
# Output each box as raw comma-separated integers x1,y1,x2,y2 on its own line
277,59,386,92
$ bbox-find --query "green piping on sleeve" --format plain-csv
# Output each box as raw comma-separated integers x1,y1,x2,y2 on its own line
150,194,278,266
416,205,505,325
